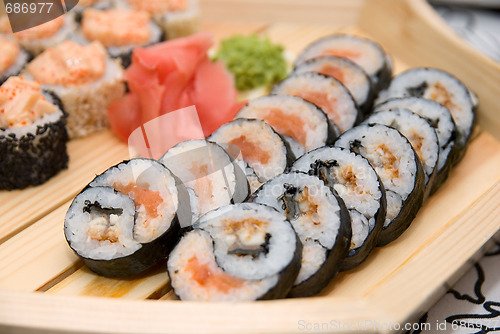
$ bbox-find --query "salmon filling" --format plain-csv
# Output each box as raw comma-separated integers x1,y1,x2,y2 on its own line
82,9,152,47
0,37,20,73
14,16,64,40
113,182,163,220
260,108,307,147
318,64,345,83
185,255,244,294
230,135,271,165
27,41,106,86
0,76,57,128
289,89,341,131
126,0,188,14
188,162,214,213
321,48,361,61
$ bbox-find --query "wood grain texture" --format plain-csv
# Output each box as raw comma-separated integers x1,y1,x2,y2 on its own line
1,0,500,333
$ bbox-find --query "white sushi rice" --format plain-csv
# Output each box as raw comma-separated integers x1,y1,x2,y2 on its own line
90,159,178,243
197,203,298,281
235,95,330,152
376,68,474,148
296,239,327,285
253,173,341,284
295,35,387,85
292,147,382,250
335,124,417,227
160,140,236,218
272,72,358,133
364,108,439,184
293,56,372,108
209,120,288,182
167,229,279,301
375,97,456,171
0,41,30,80
65,186,141,260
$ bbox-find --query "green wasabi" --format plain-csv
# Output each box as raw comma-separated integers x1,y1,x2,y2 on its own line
215,34,288,91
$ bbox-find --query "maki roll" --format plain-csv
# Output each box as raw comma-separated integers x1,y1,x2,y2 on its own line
65,159,182,277
294,34,392,91
0,76,68,190
253,173,351,297
376,67,475,160
363,108,439,199
12,13,77,56
208,119,294,182
292,147,386,271
0,36,31,85
120,0,200,39
235,95,338,158
78,8,164,68
271,72,360,133
71,0,115,20
167,203,302,301
375,97,458,193
335,124,425,246
160,139,250,221
24,40,125,138
293,56,375,115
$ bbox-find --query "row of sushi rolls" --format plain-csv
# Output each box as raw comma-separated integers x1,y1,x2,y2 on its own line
1,0,477,301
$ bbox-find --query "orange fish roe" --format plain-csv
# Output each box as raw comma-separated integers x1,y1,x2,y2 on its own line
27,41,106,86
0,36,20,72
82,9,152,47
14,16,64,40
126,0,188,15
0,76,57,128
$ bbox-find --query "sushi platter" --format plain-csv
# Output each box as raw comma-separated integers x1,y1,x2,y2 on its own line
1,0,500,333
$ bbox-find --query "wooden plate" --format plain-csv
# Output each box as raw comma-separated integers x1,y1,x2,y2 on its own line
1,0,499,332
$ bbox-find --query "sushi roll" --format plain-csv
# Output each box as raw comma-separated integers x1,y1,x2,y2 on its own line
294,34,392,91
0,36,31,85
167,203,302,301
235,95,338,157
65,159,182,277
77,8,164,68
160,139,250,221
291,147,386,270
71,0,115,21
0,76,69,190
12,13,77,56
376,67,475,160
271,72,360,133
293,56,375,115
117,0,200,39
253,173,351,297
374,97,458,193
335,124,425,246
208,119,294,182
24,40,125,138
363,108,440,199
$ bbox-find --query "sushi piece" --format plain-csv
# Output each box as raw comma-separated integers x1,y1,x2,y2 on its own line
235,95,338,157
374,97,458,193
65,159,182,277
291,147,386,270
363,108,439,199
78,8,164,68
376,67,475,160
335,124,425,246
0,76,68,190
71,0,114,21
13,13,77,56
294,34,392,91
253,172,351,296
0,36,31,85
208,119,294,182
271,72,360,133
118,0,200,39
160,139,250,221
24,40,125,138
293,56,375,115
167,203,302,301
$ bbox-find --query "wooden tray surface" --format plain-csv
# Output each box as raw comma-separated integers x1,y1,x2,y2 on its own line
1,0,500,333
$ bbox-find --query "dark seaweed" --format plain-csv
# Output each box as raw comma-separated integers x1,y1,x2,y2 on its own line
406,82,428,97
83,200,124,216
